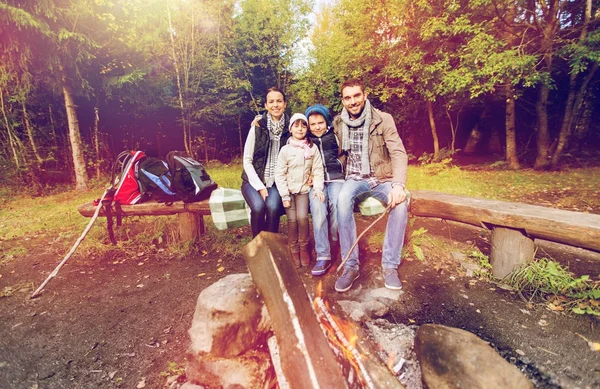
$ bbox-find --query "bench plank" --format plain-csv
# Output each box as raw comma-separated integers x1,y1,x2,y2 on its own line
410,190,600,253
77,200,211,217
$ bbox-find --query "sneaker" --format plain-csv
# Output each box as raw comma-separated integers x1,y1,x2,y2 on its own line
335,268,359,292
311,260,332,276
383,268,403,290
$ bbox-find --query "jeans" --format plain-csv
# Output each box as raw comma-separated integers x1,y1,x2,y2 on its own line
309,182,342,261
336,179,408,271
241,182,283,237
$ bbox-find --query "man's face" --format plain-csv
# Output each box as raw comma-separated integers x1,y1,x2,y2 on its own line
341,85,367,119
308,114,327,138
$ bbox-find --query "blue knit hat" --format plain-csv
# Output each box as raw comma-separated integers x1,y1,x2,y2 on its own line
305,104,332,127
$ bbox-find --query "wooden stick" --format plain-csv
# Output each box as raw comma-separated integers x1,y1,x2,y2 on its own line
336,203,392,272
31,189,109,299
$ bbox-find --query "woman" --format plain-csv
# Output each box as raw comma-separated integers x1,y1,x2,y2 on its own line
241,87,290,237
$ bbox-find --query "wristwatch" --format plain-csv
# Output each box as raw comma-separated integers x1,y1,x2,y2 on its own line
391,182,404,189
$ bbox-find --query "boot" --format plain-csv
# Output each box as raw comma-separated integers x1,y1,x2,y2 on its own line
288,220,300,268
298,218,311,266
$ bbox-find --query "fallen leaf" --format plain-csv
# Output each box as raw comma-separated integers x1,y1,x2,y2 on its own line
576,333,600,352
137,252,144,257
217,266,225,272
408,318,415,324
516,349,525,356
197,273,206,277
109,371,117,379
547,303,564,311
538,319,549,327
201,250,208,256
136,284,144,288
137,378,146,388
519,309,531,316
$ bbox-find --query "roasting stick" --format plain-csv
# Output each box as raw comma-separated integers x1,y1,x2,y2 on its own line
31,189,109,299
336,203,393,272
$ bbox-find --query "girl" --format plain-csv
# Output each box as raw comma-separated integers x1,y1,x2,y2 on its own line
241,87,290,237
275,113,325,267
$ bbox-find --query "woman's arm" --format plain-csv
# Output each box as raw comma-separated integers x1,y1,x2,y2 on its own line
242,126,266,191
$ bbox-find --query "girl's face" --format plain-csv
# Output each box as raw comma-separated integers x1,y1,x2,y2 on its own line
264,91,286,120
291,120,308,140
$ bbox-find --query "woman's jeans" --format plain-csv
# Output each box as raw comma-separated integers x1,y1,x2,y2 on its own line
309,182,342,261
336,179,408,271
241,182,283,237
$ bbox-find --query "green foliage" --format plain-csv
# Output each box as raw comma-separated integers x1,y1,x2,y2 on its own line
507,258,600,316
0,246,28,265
159,361,185,377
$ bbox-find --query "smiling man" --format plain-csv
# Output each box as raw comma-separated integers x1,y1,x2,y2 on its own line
332,78,409,292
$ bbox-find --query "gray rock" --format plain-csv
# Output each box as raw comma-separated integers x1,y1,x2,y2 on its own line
185,350,275,389
451,252,467,261
415,324,533,389
188,273,270,358
459,261,482,277
180,383,205,389
337,299,366,321
364,287,403,303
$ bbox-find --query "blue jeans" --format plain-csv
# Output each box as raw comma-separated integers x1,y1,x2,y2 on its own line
241,182,283,237
336,179,408,271
309,182,342,261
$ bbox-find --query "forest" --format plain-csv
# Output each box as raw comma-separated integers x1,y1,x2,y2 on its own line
1,0,599,191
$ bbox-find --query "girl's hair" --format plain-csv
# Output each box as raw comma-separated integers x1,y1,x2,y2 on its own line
291,119,313,147
264,86,286,102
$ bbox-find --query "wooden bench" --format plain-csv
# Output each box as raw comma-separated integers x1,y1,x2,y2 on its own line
77,200,212,241
410,190,600,278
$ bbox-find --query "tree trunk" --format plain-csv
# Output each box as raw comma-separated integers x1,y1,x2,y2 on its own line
427,100,440,160
534,83,551,170
93,106,101,179
22,101,44,164
238,115,243,156
0,88,21,168
62,76,88,190
551,0,592,169
505,84,520,169
48,104,58,151
167,6,192,156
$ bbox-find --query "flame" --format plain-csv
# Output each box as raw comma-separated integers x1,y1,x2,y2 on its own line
316,281,323,298
386,352,396,370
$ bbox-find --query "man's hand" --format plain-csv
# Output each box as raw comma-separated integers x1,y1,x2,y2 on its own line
259,188,268,201
388,185,406,208
283,200,291,208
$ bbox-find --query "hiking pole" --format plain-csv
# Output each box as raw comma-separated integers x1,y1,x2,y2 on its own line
31,188,110,299
336,203,393,273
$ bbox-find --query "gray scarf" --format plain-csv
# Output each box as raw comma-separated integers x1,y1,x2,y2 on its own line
341,99,372,176
264,113,286,187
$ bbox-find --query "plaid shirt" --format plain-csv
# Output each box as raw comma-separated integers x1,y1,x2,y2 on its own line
346,124,380,189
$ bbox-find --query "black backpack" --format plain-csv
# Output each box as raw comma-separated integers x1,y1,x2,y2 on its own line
137,157,178,203
166,151,218,203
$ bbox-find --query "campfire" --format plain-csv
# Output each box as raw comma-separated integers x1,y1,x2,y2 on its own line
242,232,405,389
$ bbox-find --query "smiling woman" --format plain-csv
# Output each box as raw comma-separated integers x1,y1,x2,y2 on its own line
240,87,290,237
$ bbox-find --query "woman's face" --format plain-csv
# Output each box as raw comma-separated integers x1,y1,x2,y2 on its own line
265,91,286,120
290,120,308,140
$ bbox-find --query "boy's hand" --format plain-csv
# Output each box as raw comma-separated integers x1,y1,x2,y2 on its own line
314,192,325,203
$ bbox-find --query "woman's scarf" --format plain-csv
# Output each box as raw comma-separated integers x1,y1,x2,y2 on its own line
341,99,372,176
289,138,315,160
264,113,286,187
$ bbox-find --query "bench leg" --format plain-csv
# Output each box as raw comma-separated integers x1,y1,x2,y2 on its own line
490,227,535,279
178,213,205,242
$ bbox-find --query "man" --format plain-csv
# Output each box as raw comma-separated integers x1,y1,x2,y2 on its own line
332,79,409,292
305,104,344,276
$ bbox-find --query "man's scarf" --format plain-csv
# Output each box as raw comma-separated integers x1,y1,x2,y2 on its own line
264,113,286,187
341,99,372,176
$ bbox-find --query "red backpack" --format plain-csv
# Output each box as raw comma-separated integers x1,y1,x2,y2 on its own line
111,150,146,205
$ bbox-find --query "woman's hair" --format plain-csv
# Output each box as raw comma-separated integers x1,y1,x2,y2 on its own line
264,86,287,102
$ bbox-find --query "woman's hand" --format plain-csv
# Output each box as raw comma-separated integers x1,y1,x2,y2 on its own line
283,200,291,208
259,188,268,201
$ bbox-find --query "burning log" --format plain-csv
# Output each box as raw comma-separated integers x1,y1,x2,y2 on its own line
243,232,404,389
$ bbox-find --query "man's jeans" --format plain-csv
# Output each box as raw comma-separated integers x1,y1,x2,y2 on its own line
336,179,408,271
309,182,342,261
241,182,283,237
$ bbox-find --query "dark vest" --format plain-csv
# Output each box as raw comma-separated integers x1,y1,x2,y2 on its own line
241,113,290,184
309,129,344,181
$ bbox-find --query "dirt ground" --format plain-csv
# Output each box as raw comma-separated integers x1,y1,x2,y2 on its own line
1,210,599,388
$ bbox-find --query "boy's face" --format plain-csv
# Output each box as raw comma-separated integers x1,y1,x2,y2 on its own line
341,85,367,119
291,120,308,140
308,114,327,138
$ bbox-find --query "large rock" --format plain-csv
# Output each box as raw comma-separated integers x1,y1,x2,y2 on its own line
188,273,271,358
185,349,276,389
415,324,533,389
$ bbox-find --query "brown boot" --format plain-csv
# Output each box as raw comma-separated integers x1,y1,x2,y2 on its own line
298,218,311,266
290,249,301,268
300,248,311,267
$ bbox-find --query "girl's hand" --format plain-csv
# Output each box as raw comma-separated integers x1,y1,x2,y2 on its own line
315,192,325,203
259,188,268,201
283,200,291,208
